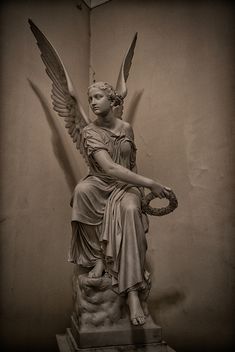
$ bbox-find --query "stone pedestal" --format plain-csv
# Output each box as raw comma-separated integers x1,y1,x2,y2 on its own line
56,331,176,352
57,272,176,352
70,312,162,348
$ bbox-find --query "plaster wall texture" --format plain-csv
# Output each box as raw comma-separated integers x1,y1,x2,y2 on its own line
0,1,90,351
89,1,235,351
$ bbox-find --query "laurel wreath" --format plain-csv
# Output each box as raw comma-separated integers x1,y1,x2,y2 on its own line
142,190,178,216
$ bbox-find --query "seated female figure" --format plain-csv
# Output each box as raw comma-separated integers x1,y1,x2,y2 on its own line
68,82,169,326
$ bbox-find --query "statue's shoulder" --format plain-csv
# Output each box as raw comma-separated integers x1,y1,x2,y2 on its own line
84,122,94,130
121,120,134,139
83,122,97,133
123,120,132,130
83,122,106,141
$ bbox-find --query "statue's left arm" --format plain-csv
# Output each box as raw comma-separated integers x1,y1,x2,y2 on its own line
93,148,168,199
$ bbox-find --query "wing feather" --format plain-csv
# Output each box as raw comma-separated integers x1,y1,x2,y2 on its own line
43,66,66,96
29,19,90,165
65,122,74,128
115,32,137,100
68,125,76,134
53,104,67,111
64,117,75,122
54,107,69,114
51,90,67,103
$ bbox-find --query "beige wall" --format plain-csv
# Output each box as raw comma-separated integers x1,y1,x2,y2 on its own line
0,1,89,351
0,0,234,351
90,1,234,351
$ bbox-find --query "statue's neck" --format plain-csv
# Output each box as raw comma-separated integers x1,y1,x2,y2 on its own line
96,113,116,129
95,114,122,134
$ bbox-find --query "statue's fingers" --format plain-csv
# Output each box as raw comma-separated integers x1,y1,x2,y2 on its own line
163,189,170,197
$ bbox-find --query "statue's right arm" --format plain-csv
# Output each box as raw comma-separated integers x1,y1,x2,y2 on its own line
94,150,168,198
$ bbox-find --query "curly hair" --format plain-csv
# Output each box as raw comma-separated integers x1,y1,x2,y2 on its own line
88,82,123,107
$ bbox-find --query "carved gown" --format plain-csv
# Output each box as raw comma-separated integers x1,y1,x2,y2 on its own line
68,122,149,294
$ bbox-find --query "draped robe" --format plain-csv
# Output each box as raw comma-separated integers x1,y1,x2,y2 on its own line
68,123,149,294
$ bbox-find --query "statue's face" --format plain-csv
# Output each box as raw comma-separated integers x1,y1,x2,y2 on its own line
88,87,112,116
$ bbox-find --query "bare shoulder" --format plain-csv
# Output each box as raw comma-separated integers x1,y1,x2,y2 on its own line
120,120,134,138
119,120,133,132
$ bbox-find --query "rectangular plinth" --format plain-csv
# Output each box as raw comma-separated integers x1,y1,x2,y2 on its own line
57,332,176,352
70,314,162,349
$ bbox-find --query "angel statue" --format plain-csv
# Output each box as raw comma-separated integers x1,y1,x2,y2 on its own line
29,19,178,328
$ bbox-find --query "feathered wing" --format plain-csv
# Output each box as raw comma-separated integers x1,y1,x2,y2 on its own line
28,19,90,163
115,32,138,107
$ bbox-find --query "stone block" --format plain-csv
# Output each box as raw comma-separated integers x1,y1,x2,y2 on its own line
70,313,162,348
56,331,176,352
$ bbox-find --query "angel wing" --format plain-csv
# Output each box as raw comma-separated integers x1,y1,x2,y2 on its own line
115,32,138,111
28,19,90,163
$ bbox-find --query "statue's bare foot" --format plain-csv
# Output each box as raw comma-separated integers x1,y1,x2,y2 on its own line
88,259,104,278
127,290,146,326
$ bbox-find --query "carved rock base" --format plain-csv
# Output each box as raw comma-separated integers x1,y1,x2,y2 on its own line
73,272,128,328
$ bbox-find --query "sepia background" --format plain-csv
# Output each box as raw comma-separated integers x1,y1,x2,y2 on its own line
0,0,234,351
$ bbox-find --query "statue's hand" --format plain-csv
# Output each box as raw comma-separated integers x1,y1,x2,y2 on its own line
150,182,171,199
142,187,178,216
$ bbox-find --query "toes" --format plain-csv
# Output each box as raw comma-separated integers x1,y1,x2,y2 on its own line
131,316,145,326
137,316,145,325
131,318,138,326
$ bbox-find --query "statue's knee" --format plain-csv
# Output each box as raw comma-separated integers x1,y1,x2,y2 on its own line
74,182,89,197
121,201,140,215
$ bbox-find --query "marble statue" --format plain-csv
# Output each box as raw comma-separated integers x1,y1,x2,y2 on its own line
28,19,178,332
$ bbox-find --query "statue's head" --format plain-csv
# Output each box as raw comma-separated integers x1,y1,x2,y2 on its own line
88,82,123,106
88,82,123,118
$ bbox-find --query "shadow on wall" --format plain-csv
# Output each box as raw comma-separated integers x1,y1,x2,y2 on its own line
28,79,78,193
125,89,144,125
149,288,186,312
